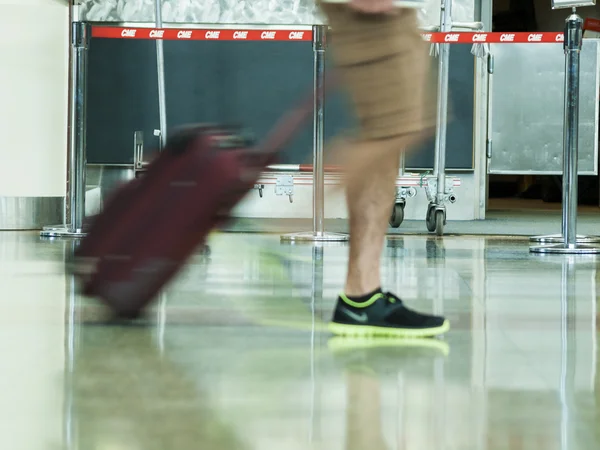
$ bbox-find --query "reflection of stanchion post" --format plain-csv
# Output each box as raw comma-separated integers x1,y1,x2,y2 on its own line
308,245,324,443
530,6,600,254
64,276,77,450
559,256,577,450
41,19,90,239
64,240,80,449
281,25,348,243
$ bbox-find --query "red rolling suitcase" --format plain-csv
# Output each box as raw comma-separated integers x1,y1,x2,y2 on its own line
70,91,318,319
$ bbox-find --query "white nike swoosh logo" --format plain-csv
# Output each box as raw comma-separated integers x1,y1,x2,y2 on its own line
341,308,368,323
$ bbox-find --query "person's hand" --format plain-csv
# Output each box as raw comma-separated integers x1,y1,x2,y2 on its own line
348,0,396,14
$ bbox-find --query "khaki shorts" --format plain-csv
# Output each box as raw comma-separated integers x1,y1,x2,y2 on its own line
319,3,435,140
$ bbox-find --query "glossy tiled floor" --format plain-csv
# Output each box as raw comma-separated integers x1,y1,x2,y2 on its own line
1,231,599,450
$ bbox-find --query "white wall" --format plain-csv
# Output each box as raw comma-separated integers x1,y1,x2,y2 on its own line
0,0,68,197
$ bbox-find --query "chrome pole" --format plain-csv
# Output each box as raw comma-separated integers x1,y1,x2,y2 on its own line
281,25,348,243
69,22,89,234
154,0,167,149
153,0,169,344
41,19,89,239
531,9,600,254
313,24,326,237
563,13,582,249
434,0,452,202
425,0,454,236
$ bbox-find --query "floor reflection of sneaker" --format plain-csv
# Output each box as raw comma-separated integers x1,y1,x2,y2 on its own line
328,336,450,374
329,291,449,338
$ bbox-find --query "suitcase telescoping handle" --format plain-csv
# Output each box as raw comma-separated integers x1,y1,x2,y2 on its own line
257,74,338,158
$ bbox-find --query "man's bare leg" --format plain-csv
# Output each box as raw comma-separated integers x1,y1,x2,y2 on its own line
329,136,449,337
344,139,403,296
326,130,426,295
319,3,450,337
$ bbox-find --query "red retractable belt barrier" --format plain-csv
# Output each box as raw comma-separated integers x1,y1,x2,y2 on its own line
584,18,600,39
584,18,600,31
92,27,313,41
423,31,564,43
91,27,569,44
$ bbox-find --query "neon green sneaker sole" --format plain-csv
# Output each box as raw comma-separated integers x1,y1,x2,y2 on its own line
328,319,450,338
327,335,450,356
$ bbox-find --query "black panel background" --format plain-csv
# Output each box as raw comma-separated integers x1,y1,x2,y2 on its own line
86,39,474,170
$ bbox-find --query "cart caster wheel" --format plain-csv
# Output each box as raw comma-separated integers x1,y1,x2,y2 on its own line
426,204,436,232
389,203,405,228
434,209,445,236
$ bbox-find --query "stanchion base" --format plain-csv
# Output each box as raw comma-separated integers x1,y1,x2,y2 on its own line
530,242,600,254
40,226,86,239
42,224,66,231
280,231,349,243
529,233,600,244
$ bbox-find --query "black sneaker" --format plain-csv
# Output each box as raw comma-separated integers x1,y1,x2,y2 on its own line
329,291,449,338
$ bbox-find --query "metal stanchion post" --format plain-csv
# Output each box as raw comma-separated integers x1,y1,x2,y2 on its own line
153,0,169,341
154,0,167,149
434,0,451,205
425,0,453,236
531,7,600,254
281,25,348,243
41,20,90,239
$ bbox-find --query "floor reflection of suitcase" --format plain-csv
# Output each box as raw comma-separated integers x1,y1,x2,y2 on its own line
70,93,317,319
